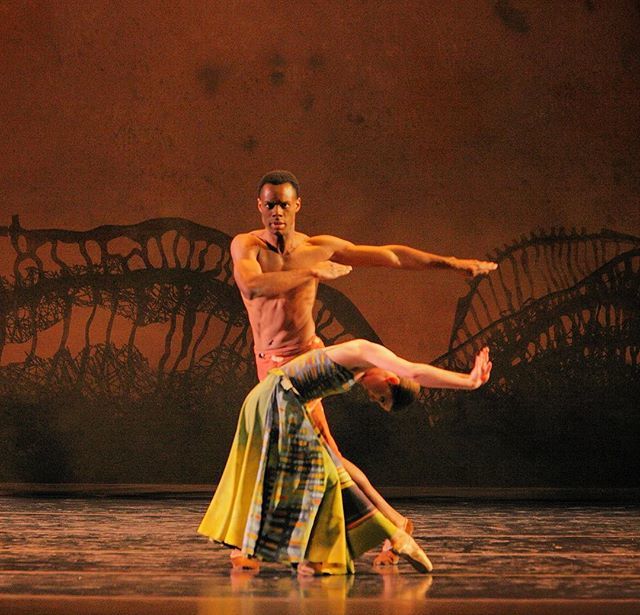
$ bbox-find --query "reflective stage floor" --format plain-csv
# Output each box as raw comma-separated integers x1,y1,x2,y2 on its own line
1,497,639,614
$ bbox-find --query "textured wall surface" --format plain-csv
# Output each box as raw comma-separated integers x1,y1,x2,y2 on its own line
2,0,639,358
1,1,639,487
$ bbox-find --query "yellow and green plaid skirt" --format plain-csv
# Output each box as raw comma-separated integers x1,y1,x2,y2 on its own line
197,371,396,574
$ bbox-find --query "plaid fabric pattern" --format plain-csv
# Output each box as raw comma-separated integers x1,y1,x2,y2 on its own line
244,376,326,562
242,350,356,563
282,348,356,403
235,349,395,567
337,466,377,531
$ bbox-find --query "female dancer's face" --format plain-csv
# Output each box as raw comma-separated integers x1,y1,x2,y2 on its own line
359,368,400,412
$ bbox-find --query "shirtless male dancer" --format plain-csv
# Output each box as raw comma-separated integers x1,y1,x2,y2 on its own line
229,170,497,568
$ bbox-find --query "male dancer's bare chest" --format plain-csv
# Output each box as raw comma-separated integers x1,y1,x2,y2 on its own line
256,243,327,272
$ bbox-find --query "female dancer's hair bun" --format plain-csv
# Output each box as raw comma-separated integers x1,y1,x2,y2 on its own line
390,378,420,412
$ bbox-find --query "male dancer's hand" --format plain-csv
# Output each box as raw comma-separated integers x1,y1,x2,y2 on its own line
312,261,353,280
453,258,498,277
468,347,492,389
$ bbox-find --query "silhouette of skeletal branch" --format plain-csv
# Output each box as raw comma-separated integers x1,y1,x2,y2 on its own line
0,216,381,390
449,228,640,351
422,243,640,424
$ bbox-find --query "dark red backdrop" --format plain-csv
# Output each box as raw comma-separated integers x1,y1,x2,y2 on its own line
2,0,639,359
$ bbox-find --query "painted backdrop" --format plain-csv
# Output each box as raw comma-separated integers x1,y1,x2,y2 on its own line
1,1,639,486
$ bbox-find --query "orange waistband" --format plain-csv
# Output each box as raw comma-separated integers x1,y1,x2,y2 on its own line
254,336,324,362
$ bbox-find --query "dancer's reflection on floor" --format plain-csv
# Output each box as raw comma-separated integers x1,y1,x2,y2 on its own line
372,564,434,601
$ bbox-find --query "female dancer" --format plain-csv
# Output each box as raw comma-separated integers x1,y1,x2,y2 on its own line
198,340,491,575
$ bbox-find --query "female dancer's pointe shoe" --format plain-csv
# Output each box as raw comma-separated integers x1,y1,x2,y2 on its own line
390,529,433,574
404,518,415,535
373,518,414,567
230,549,260,570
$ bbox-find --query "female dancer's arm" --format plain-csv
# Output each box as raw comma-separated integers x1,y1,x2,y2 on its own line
326,339,491,390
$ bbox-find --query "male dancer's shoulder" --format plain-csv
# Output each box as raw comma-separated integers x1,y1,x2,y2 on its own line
232,231,264,247
307,234,352,250
230,232,264,260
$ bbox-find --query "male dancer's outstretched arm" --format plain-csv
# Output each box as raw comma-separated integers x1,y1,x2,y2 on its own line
310,236,498,277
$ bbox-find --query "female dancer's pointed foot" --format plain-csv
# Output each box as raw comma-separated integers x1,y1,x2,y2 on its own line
230,549,260,570
390,529,433,574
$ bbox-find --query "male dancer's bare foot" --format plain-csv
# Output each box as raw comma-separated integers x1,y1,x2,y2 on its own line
230,549,260,570
389,528,433,574
297,561,324,576
373,518,414,567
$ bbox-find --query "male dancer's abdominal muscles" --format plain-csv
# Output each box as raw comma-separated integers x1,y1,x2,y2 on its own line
245,304,306,348
246,284,317,351
254,317,316,353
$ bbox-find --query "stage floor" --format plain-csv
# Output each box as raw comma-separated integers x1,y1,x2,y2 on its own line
1,496,639,614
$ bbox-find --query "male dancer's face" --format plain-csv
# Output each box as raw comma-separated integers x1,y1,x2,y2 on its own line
257,183,301,240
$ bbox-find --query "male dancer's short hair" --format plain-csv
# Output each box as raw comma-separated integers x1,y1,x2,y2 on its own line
257,170,300,197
